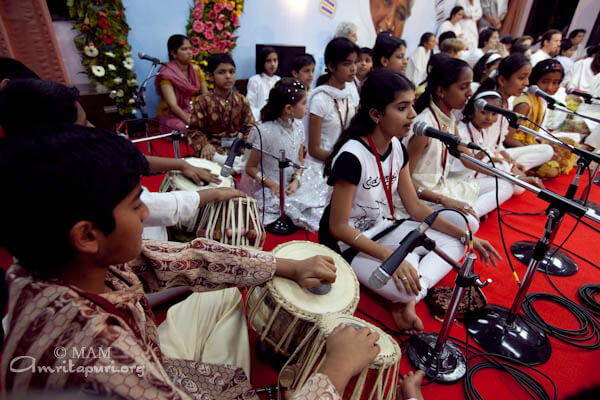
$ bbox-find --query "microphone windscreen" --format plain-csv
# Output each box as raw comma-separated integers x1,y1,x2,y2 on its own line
412,121,427,136
527,85,540,95
138,52,144,59
474,99,487,111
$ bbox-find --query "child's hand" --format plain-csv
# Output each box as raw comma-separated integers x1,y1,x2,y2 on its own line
291,256,336,288
182,164,221,185
319,324,380,394
200,144,216,160
268,181,280,195
285,180,299,195
214,188,247,202
392,260,421,296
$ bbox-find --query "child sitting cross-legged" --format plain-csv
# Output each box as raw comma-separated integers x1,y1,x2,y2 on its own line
0,125,382,399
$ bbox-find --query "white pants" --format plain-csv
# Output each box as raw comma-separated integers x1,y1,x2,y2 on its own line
474,176,514,217
351,215,466,304
505,144,554,171
158,288,251,378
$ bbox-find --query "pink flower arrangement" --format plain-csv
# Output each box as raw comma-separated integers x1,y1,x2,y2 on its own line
208,9,218,20
191,46,200,56
216,22,223,31
191,36,201,45
193,20,205,33
214,2,225,13
224,2,233,11
193,7,203,19
204,29,214,40
204,21,214,31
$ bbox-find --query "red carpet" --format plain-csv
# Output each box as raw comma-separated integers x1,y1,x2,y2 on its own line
138,138,600,399
3,137,599,398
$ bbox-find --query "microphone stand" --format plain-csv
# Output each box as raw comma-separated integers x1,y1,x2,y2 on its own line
131,130,185,159
407,241,492,382
133,61,161,154
444,145,600,365
507,120,600,276
235,141,306,236
547,101,600,124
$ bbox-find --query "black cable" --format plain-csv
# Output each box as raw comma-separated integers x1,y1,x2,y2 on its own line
521,292,600,349
578,284,600,317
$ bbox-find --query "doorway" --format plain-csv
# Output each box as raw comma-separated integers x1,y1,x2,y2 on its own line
524,0,580,40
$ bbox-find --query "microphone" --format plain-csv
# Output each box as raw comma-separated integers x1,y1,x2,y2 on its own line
474,99,524,122
368,212,439,290
566,87,599,101
221,136,244,177
138,52,163,65
528,85,567,108
413,121,482,151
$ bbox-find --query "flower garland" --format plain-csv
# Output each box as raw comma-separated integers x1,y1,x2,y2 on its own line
186,0,244,75
67,0,138,116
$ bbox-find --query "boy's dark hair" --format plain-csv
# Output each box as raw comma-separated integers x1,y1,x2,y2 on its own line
316,37,360,86
529,59,564,85
324,69,414,177
291,53,316,72
358,47,373,58
0,79,79,137
0,57,40,81
439,31,457,47
478,27,497,49
568,29,586,39
167,34,188,61
256,46,278,74
207,54,236,74
560,38,575,54
511,43,530,55
373,34,405,69
0,125,149,276
260,78,306,122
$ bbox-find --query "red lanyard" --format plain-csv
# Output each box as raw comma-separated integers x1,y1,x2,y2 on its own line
333,97,349,130
367,135,395,221
428,106,449,172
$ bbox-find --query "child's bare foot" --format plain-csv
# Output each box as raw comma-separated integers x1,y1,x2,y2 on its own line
399,370,425,400
389,299,424,335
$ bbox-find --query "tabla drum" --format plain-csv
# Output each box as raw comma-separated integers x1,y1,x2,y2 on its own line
160,157,234,193
196,197,266,249
288,314,401,400
160,158,234,234
246,241,359,357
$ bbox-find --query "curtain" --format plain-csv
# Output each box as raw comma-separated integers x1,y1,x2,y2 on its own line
501,0,527,36
0,0,69,84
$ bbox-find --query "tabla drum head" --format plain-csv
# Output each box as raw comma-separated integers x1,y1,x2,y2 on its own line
319,313,401,367
268,241,359,321
170,157,234,190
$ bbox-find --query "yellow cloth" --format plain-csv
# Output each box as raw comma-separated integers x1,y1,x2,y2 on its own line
156,64,206,118
158,288,251,378
512,93,543,145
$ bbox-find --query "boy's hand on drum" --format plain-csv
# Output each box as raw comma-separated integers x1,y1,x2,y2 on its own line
319,324,380,394
473,237,502,266
392,261,421,296
274,256,336,288
214,188,247,202
182,164,221,185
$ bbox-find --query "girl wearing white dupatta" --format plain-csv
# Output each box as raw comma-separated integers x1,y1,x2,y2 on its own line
456,0,482,52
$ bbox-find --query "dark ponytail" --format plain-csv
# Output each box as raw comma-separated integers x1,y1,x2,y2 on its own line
414,54,470,114
316,37,360,87
260,78,306,122
324,69,415,177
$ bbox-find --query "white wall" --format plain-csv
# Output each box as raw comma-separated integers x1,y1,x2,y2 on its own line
570,0,600,46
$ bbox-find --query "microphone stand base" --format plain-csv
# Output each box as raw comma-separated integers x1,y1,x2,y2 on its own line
406,333,466,383
265,215,298,236
511,241,578,276
466,304,552,365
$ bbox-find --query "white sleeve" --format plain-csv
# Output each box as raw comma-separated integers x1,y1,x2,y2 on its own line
142,190,200,228
309,93,330,118
246,75,261,121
